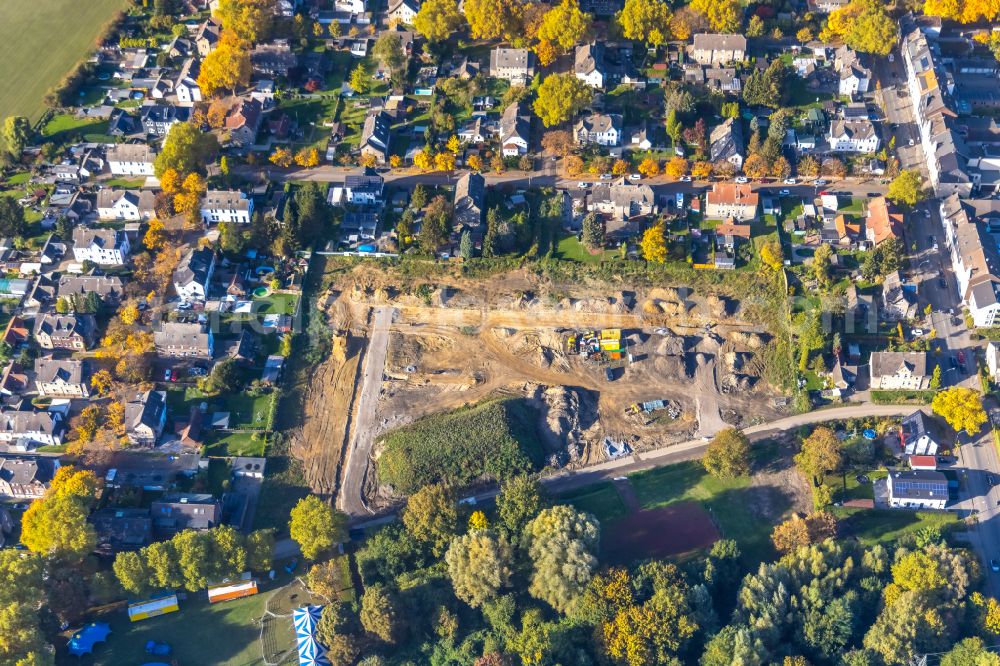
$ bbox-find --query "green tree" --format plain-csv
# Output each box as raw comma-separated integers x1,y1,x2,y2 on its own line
360,584,404,644
200,357,242,394
459,230,473,259
289,496,348,560
886,170,927,207
942,638,1000,666
2,115,31,158
582,212,604,250
932,386,988,435
0,197,27,237
246,529,275,572
219,220,246,254
864,590,947,664
616,0,672,45
497,475,544,537
930,364,942,390
813,242,834,288
414,0,464,41
532,73,593,127
113,550,152,595
446,529,513,607
743,60,786,108
402,483,457,555
526,505,600,613
372,32,406,74
794,426,843,482
702,427,751,479
746,14,764,37
154,122,219,177
349,63,370,94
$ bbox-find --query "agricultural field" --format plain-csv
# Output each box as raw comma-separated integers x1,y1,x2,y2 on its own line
0,0,126,122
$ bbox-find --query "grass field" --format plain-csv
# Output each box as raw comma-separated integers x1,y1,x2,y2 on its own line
0,0,126,122
832,507,959,545
557,482,629,524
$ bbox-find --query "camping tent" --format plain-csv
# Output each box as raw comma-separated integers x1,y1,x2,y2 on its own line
292,606,330,666
67,623,111,656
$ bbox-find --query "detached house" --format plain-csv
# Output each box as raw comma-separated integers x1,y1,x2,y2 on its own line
691,34,746,66
251,41,298,77
574,113,622,147
141,104,190,137
866,197,903,246
201,190,253,225
154,322,214,359
174,58,202,105
888,470,948,510
499,102,530,157
151,494,222,534
387,0,420,24
195,17,221,56
96,189,155,221
173,248,216,302
882,270,918,321
360,110,392,165
125,390,168,446
341,169,384,205
72,227,130,265
835,45,871,96
489,48,534,85
57,275,125,307
590,181,657,239
710,118,745,170
33,314,96,351
828,119,880,153
34,358,89,398
225,98,263,148
454,172,485,234
870,351,930,390
705,183,758,221
575,43,612,89
107,144,156,176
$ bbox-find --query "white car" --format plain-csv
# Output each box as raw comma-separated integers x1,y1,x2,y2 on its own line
783,178,796,184
735,176,749,183
912,328,925,337
628,173,641,181
779,189,790,196
599,173,613,180
815,179,828,185
577,181,588,189
908,138,915,146
164,368,172,381
679,175,692,182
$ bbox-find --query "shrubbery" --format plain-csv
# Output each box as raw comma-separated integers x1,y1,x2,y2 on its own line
377,398,543,494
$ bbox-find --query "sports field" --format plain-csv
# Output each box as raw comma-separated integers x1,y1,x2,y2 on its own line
0,0,126,123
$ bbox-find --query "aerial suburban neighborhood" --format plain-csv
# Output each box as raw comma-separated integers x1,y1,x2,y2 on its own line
4,0,1000,663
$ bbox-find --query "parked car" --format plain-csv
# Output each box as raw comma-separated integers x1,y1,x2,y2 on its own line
577,181,588,189
735,176,749,183
911,328,925,337
164,368,172,381
958,351,967,364
779,189,790,196
599,173,613,180
628,173,641,181
783,178,796,184
815,179,828,185
679,175,692,182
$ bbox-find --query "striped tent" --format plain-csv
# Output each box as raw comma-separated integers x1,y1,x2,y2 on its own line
292,606,330,666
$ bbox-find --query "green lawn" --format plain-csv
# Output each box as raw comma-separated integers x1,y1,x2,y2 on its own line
79,574,300,666
203,431,267,457
104,177,146,188
0,0,127,122
557,482,629,525
628,453,791,565
41,113,112,144
824,470,887,502
252,291,299,316
166,388,275,430
553,235,621,264
831,507,959,546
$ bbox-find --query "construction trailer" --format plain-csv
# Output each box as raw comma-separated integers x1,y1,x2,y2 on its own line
128,593,180,622
207,572,258,604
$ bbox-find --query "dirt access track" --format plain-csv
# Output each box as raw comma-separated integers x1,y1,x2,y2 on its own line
292,266,788,512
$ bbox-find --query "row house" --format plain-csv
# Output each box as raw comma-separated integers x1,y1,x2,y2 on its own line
201,190,254,225
107,144,156,176
573,113,622,147
33,314,96,351
96,189,156,221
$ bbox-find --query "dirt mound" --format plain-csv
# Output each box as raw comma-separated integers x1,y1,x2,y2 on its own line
656,332,686,356
387,333,454,371
651,354,689,381
706,294,730,318
538,386,585,466
728,330,767,349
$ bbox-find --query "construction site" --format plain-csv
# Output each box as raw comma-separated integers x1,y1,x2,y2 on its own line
288,264,790,513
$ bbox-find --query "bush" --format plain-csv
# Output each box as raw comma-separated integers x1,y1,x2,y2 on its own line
377,398,543,494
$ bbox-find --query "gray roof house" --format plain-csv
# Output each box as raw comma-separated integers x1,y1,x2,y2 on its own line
454,172,486,234
691,33,747,66
124,390,167,447
154,322,214,359
151,493,223,535
33,314,96,351
360,110,392,164
710,117,745,170
56,275,124,306
870,351,930,391
489,48,534,84
34,357,89,398
173,248,216,302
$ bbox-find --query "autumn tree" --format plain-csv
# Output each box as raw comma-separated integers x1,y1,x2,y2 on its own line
294,147,321,167
532,73,593,128
743,154,770,180
434,151,456,171
822,0,897,55
526,506,600,613
799,155,820,177
925,0,1000,22
617,0,672,45
771,512,838,553
691,160,713,179
542,130,574,157
214,0,275,43
771,155,792,180
402,483,458,555
446,529,513,607
360,584,404,643
349,63,370,94
690,0,741,33
703,428,751,479
887,170,927,207
270,147,293,167
932,387,988,435
636,158,660,178
2,115,31,158
464,0,524,40
414,0,464,41
289,496,348,560
154,122,219,177
197,32,251,97
794,426,843,482
537,0,592,53
413,150,432,171
664,156,689,179
640,220,667,262
21,492,97,561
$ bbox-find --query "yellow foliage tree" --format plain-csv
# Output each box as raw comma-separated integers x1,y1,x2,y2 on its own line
143,218,167,252
270,147,293,167
932,386,988,435
469,510,489,530
389,154,402,168
612,159,629,176
160,168,182,195
435,152,456,171
359,153,378,168
637,158,660,177
447,135,461,154
664,156,688,179
640,221,667,263
197,32,251,97
743,153,770,180
119,301,140,326
90,369,115,396
294,147,321,167
534,39,559,67
537,0,593,52
690,0,741,33
691,160,712,179
467,154,483,172
413,150,433,171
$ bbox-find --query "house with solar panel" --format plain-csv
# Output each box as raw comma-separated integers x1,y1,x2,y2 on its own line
887,470,949,510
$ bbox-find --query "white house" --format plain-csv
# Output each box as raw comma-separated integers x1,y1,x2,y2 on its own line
107,144,156,176
72,227,131,266
0,410,65,449
201,190,254,225
174,58,202,105
499,103,529,157
869,351,930,390
96,189,155,221
335,0,365,13
989,342,1000,382
939,194,1000,327
828,119,880,153
887,470,948,510
173,248,216,302
331,169,384,205
573,113,622,147
705,183,759,221
835,46,871,96
387,0,419,24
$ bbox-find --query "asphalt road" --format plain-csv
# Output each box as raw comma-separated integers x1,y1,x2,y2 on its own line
338,306,394,517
